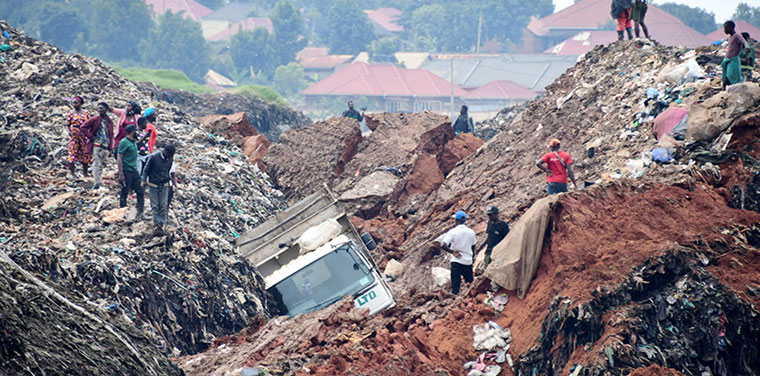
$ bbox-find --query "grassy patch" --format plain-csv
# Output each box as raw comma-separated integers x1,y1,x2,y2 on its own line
232,85,289,108
113,66,212,94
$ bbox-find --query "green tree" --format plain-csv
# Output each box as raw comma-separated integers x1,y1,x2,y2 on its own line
271,1,307,65
273,62,307,97
733,3,760,29
411,4,446,51
88,0,153,62
39,2,90,51
230,27,278,79
369,37,398,62
139,11,210,82
326,0,375,55
659,3,717,34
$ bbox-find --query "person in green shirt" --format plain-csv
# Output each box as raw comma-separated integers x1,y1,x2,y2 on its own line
631,0,650,39
117,124,144,217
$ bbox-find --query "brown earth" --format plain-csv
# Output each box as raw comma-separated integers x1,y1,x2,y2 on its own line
197,112,271,168
628,365,686,376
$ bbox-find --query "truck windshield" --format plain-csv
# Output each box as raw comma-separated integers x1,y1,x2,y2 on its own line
269,243,375,317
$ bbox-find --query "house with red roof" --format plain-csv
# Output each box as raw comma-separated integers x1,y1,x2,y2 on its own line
143,0,212,21
464,80,538,112
705,21,760,43
206,17,273,42
522,0,711,53
364,8,404,37
297,48,354,80
545,31,619,55
301,62,467,113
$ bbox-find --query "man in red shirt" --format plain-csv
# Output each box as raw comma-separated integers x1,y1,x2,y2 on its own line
536,139,577,195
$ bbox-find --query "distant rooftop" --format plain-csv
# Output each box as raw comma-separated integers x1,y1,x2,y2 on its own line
464,80,538,100
363,8,404,33
545,31,618,55
527,0,711,48
206,17,273,42
203,2,259,22
302,62,468,98
143,0,212,21
297,47,353,70
705,21,760,42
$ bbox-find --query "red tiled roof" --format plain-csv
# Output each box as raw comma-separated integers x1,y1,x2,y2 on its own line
529,0,711,48
464,80,538,100
302,62,467,97
143,0,212,21
705,21,760,42
364,8,404,33
207,17,273,42
545,31,619,55
296,48,353,69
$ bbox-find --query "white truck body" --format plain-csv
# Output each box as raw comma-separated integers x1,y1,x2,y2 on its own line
236,186,395,317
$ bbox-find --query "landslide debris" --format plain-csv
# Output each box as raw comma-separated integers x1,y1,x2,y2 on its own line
147,87,311,142
182,39,760,376
0,18,284,366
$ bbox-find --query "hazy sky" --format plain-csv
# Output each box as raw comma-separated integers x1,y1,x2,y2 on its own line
553,0,745,23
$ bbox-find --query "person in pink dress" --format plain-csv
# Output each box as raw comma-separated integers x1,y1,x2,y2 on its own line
66,96,91,176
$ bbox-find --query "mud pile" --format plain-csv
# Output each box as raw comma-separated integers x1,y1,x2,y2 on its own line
264,112,483,214
142,86,311,142
197,112,271,168
182,39,760,375
0,19,284,366
474,102,530,141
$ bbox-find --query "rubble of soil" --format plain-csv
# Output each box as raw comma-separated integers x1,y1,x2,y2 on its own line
180,39,760,376
474,102,530,141
0,19,284,369
145,87,311,142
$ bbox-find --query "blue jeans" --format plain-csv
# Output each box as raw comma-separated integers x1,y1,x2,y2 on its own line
547,182,568,195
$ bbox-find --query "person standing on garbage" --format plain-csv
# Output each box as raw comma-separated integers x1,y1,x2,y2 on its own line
740,32,755,81
722,21,748,90
342,101,364,122
117,124,144,218
452,105,474,134
111,101,141,154
65,96,91,177
631,0,650,39
434,211,476,295
143,107,159,151
483,206,509,268
81,102,114,190
135,117,155,175
536,139,578,195
611,0,633,41
142,144,175,235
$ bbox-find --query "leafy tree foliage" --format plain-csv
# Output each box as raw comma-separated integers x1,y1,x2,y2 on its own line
139,11,210,82
369,37,399,63
87,0,153,63
274,62,308,96
410,5,446,51
271,1,308,66
733,3,760,29
230,27,278,79
659,3,717,34
326,0,375,54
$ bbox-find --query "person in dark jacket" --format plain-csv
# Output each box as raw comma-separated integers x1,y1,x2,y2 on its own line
142,144,176,234
81,102,114,189
452,105,474,134
611,0,633,41
484,206,509,268
631,0,650,39
342,101,364,121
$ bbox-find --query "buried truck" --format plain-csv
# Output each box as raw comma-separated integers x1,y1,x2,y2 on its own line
236,186,395,317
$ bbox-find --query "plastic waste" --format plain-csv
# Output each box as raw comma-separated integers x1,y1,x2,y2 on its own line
651,148,672,163
297,219,342,253
432,267,451,287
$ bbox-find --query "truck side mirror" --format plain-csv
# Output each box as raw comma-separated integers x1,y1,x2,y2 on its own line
360,232,377,251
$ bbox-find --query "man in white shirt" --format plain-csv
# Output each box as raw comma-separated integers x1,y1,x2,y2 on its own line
435,210,476,294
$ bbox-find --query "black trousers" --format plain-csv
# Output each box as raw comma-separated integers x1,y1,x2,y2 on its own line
119,169,144,214
450,262,473,294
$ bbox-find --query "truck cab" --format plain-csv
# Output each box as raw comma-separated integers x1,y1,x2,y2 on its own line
236,186,395,317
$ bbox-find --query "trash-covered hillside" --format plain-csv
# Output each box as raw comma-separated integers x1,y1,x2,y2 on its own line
0,19,291,370
180,39,760,376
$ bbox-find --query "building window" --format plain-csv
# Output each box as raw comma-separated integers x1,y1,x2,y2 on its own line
386,101,402,112
414,101,432,112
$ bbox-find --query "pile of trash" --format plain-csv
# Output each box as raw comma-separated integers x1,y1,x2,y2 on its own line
0,253,182,375
474,102,530,141
0,19,285,364
143,86,311,142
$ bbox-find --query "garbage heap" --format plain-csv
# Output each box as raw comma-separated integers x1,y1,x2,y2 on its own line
473,102,530,141
180,39,760,375
0,252,182,375
145,87,311,142
0,19,285,364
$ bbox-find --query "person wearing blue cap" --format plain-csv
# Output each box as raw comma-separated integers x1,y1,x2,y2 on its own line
434,210,477,295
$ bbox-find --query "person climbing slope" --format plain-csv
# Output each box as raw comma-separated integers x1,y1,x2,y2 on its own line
434,211,476,295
